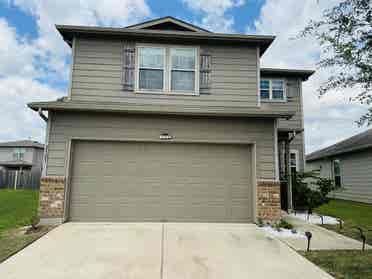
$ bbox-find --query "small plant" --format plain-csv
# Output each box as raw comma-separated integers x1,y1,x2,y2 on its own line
30,216,40,230
291,228,297,234
256,218,264,227
274,219,294,231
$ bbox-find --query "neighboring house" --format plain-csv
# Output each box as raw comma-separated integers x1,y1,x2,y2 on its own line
0,140,44,174
28,16,314,224
306,128,372,204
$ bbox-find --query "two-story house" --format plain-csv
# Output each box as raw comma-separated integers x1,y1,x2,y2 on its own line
0,140,44,188
29,17,314,225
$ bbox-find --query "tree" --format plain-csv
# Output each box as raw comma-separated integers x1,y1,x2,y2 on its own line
300,0,372,125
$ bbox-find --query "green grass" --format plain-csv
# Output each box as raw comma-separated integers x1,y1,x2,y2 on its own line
0,189,52,263
302,250,372,279
0,189,39,232
315,199,372,245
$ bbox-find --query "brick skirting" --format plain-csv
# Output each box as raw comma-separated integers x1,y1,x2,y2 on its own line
257,180,281,221
39,176,65,222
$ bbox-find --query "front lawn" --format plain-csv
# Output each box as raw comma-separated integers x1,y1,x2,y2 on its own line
300,199,372,279
302,250,372,279
315,199,372,246
0,189,39,232
0,189,53,263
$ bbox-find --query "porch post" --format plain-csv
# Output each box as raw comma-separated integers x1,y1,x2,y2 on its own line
284,139,293,210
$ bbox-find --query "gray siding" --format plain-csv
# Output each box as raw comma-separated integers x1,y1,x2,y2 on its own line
47,112,276,180
0,147,34,164
71,38,259,107
261,77,303,130
290,133,305,171
306,149,372,204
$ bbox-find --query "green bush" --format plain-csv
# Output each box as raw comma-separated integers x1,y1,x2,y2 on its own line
275,219,294,230
292,171,339,214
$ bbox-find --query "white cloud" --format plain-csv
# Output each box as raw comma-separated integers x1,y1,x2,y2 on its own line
0,76,63,142
251,0,369,154
182,0,244,32
0,1,151,142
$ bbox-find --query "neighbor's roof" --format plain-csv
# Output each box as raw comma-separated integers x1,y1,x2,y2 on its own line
56,16,275,56
306,128,372,162
0,140,44,149
28,100,295,119
260,68,315,81
0,160,33,167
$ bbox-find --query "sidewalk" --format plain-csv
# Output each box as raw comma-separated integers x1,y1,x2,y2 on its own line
279,215,372,251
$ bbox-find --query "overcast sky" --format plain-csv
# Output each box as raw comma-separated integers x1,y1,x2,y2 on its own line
0,0,369,154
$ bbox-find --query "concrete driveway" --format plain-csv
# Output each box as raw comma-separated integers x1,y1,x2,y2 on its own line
0,222,333,279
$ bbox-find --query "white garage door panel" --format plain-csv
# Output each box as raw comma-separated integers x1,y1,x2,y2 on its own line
69,141,253,222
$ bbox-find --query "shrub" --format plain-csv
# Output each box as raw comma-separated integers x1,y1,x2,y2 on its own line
292,171,339,214
275,219,294,230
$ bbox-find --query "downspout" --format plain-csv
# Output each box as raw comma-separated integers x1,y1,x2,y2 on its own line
38,108,48,177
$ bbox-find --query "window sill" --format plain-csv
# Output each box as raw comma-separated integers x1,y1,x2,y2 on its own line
135,90,200,96
261,99,287,103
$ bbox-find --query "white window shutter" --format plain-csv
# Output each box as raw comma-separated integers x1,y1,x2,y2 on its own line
123,46,135,91
200,53,211,89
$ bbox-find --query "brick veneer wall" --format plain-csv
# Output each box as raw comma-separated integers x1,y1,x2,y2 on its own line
39,176,65,221
257,180,281,221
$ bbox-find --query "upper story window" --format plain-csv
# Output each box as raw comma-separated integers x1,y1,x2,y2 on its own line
13,148,26,161
170,48,196,92
136,45,199,95
260,79,285,101
138,47,165,91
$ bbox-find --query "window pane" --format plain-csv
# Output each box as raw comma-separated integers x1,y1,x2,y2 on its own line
139,47,164,68
260,80,270,99
171,71,195,92
272,80,284,99
139,69,163,90
171,48,196,70
290,153,297,167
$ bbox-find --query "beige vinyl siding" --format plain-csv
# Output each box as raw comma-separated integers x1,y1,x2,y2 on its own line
46,112,275,180
261,77,303,130
290,133,305,171
308,149,372,204
71,38,259,107
0,147,34,164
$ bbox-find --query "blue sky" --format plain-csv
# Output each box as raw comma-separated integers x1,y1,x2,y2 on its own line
0,0,369,153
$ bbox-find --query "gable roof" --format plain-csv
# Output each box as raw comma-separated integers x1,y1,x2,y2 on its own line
125,16,211,33
57,24,275,56
306,128,372,162
0,140,44,149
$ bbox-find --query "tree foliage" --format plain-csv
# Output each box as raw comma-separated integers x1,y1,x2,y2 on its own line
300,0,372,125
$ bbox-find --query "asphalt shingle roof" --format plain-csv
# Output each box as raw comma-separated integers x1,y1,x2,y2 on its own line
306,128,372,162
0,140,44,149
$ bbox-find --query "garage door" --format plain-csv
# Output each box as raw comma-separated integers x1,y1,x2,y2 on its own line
68,141,253,222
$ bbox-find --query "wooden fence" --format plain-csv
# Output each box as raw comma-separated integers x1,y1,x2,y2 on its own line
0,170,40,189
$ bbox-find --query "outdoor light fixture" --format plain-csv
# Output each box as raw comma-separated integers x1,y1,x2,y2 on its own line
159,133,173,140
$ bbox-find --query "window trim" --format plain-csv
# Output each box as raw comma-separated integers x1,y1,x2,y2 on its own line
136,46,167,93
290,149,299,172
135,44,200,95
13,148,26,161
332,159,342,187
260,78,286,102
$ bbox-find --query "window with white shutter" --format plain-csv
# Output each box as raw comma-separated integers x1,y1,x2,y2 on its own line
200,53,211,89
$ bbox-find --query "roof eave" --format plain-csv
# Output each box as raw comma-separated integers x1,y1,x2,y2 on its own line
28,101,294,119
56,25,275,56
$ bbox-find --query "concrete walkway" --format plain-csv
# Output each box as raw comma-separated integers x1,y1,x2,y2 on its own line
280,215,371,251
0,222,333,279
